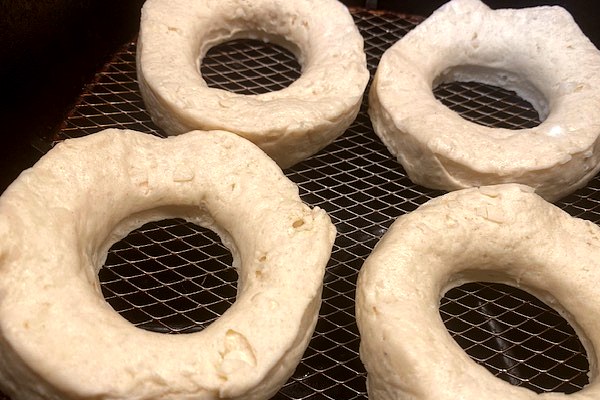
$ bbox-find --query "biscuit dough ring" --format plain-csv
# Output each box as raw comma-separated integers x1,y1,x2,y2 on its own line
0,129,336,399
369,0,600,202
356,184,600,400
137,0,369,169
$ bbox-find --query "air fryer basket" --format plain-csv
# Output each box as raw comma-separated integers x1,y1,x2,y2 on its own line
3,7,600,400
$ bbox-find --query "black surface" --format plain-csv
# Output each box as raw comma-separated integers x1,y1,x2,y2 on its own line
1,0,144,192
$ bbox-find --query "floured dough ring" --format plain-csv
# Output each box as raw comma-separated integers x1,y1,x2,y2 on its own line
356,184,600,400
0,129,336,399
137,0,369,169
369,0,600,202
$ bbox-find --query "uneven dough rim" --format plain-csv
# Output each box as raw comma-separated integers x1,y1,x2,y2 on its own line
356,184,600,400
0,129,336,400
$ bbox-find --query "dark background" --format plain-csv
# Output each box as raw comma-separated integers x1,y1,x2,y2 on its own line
0,0,598,192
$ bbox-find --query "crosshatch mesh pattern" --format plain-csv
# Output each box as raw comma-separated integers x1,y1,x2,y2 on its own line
7,7,596,400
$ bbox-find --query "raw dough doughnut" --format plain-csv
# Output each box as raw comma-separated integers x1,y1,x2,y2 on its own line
137,0,369,169
369,0,600,202
356,184,600,400
0,129,336,399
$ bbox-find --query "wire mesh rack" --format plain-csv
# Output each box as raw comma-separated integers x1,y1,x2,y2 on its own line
5,7,600,400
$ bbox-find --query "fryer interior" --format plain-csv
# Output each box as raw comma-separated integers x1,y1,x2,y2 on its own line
1,1,599,399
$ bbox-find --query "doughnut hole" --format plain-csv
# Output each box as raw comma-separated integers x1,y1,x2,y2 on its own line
99,219,237,334
433,66,545,130
200,39,301,95
440,282,590,394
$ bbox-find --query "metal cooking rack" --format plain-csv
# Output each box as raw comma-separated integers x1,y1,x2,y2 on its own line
9,7,600,400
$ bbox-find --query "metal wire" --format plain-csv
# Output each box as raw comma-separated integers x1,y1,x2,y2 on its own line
7,8,599,400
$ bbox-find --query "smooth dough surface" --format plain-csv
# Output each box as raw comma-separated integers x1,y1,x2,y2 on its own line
369,0,600,202
137,0,369,168
0,129,336,399
356,184,600,400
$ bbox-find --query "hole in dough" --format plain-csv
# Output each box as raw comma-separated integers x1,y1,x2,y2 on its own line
99,218,237,334
201,38,301,95
433,65,546,130
440,281,589,393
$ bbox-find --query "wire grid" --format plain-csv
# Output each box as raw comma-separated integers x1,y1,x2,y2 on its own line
12,7,598,400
